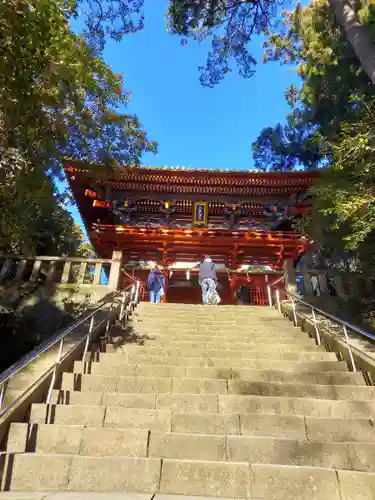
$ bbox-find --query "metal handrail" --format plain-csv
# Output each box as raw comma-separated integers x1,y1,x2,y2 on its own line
287,291,375,343
267,276,285,311
269,275,285,287
267,282,375,372
0,282,140,415
0,291,116,386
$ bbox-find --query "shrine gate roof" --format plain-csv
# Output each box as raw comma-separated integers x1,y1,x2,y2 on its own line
64,161,316,267
64,161,316,197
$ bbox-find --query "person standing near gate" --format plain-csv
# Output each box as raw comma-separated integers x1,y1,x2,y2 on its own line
147,265,165,304
198,256,219,305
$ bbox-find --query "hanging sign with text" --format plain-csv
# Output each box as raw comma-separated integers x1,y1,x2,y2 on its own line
193,201,208,226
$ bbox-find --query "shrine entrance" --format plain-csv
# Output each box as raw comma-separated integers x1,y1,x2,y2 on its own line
166,271,233,304
121,267,280,305
230,273,274,306
65,162,314,305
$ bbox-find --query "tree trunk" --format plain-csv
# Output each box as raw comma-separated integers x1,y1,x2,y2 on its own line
329,0,375,85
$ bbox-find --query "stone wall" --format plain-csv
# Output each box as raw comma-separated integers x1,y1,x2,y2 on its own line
0,253,123,372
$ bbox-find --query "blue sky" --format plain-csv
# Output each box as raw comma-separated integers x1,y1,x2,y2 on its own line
67,1,301,225
106,2,300,170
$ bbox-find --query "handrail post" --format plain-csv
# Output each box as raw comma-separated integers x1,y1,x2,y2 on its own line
291,296,298,327
130,283,136,308
46,337,64,404
0,381,8,409
119,291,126,321
311,307,321,345
343,324,357,372
135,280,140,305
267,285,272,308
275,289,281,314
104,303,113,341
82,315,95,361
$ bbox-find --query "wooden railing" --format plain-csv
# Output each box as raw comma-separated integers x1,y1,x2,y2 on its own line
0,255,120,289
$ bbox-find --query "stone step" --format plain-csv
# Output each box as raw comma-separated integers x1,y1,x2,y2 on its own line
107,343,323,354
137,323,288,328
140,314,284,319
61,373,374,400
108,336,318,347
107,336,317,346
29,404,375,437
7,423,375,472
87,352,348,371
138,310,280,316
0,494,243,500
134,326,297,333
137,306,277,313
136,316,283,322
135,310,281,316
218,395,375,419
49,391,375,418
135,310,289,316
120,329,315,345
136,318,305,324
172,413,375,442
133,325,305,335
139,302,244,306
134,315,289,322
132,325,309,341
3,453,375,498
123,350,336,362
73,362,364,385
141,315,306,323
1,453,162,494
250,465,375,500
134,316,297,324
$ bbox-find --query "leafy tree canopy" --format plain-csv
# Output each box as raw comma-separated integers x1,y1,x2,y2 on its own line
0,0,157,256
70,0,276,86
41,0,375,89
165,0,375,87
0,164,84,256
166,0,276,87
0,0,157,179
252,0,373,171
252,0,375,273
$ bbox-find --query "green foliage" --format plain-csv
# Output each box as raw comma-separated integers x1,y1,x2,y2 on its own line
0,0,157,257
252,121,323,171
166,0,277,87
265,0,372,131
253,0,373,171
316,104,375,255
81,0,273,87
76,242,97,258
0,0,156,175
254,0,375,274
0,163,82,255
62,0,375,88
81,0,145,52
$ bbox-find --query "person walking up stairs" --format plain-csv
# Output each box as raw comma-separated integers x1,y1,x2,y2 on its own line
2,304,375,499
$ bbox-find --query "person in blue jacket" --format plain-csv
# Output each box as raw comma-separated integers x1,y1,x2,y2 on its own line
147,265,166,304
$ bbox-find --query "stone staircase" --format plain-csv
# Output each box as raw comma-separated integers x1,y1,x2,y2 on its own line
2,303,375,499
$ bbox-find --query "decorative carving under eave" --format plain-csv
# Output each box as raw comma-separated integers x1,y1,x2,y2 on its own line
223,203,242,230
159,202,178,226
109,181,309,196
112,200,137,225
